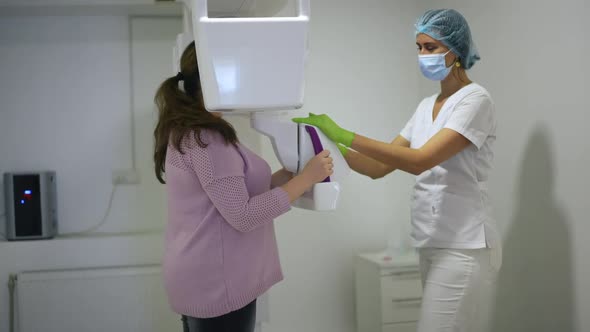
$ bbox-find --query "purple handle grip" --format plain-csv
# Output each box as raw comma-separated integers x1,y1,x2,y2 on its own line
305,125,331,183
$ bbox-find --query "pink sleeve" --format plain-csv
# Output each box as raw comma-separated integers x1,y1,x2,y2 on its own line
183,131,291,232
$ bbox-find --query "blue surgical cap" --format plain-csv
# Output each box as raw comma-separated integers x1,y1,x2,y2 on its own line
415,9,480,69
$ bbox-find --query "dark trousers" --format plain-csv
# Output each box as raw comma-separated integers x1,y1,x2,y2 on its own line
181,300,257,332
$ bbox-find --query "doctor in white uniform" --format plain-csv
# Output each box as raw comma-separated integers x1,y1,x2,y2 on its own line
294,8,501,332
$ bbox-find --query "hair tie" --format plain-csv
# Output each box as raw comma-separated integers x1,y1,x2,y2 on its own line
175,72,184,81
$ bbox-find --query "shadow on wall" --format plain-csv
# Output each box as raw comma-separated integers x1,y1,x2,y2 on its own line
491,124,574,332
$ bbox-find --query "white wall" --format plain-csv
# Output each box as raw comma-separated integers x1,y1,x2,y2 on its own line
0,15,135,233
0,15,171,235
0,15,180,332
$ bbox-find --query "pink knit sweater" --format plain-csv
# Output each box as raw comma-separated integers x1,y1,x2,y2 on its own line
162,130,291,318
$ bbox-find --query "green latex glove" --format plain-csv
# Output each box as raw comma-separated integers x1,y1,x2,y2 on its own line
337,144,349,157
292,113,355,147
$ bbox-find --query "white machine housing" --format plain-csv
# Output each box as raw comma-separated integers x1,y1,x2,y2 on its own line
174,0,308,112
251,113,349,210
175,0,349,210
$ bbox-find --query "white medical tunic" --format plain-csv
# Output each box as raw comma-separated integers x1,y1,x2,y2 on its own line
400,83,499,249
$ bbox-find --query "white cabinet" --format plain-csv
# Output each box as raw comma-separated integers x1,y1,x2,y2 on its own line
355,251,422,332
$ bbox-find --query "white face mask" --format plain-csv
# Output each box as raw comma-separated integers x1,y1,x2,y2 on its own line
418,49,453,81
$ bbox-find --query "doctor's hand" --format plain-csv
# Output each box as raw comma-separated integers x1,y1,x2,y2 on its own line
336,144,349,157
300,149,334,184
292,113,355,147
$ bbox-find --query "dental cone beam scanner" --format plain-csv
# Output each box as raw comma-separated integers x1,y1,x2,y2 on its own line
174,0,350,210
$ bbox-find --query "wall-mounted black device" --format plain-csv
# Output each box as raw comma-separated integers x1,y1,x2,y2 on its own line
3,172,57,240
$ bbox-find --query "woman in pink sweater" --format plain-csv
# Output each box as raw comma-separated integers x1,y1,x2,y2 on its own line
153,42,332,332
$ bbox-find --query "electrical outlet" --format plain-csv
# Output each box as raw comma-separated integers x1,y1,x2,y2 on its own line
112,169,140,185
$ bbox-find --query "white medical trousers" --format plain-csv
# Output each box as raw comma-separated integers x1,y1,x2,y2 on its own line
417,248,501,332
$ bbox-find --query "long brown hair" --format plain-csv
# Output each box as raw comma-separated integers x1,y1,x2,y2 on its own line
153,41,238,184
